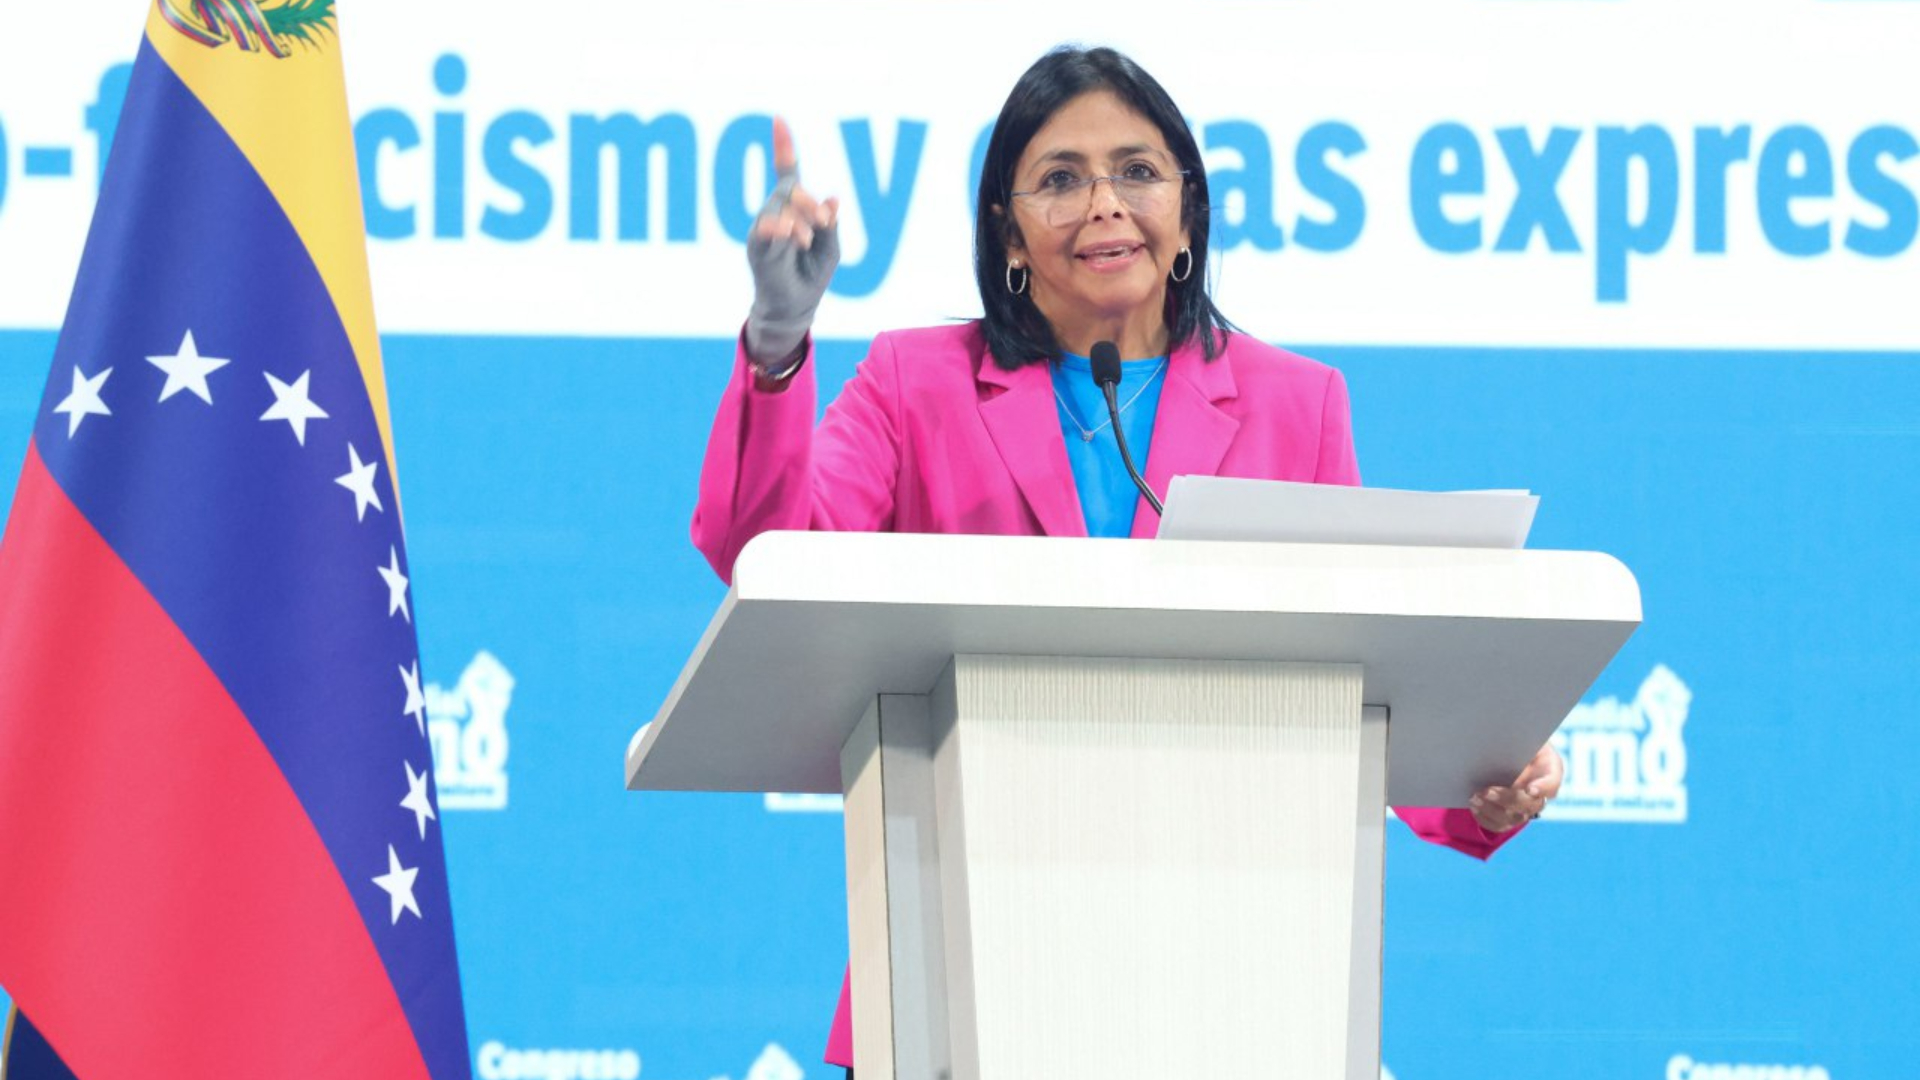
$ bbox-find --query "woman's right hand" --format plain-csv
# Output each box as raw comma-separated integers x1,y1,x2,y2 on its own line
745,117,840,369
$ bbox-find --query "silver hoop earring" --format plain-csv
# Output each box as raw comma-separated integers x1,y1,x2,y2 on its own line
1006,261,1029,295
1170,246,1194,283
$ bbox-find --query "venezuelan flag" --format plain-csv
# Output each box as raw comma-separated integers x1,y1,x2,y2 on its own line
0,4,470,1078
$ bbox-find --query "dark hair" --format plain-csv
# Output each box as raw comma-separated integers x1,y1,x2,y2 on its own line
974,45,1232,371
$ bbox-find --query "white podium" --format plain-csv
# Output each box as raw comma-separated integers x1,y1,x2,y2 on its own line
627,532,1640,1079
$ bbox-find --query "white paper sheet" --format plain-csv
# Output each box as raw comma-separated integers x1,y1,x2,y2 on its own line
1158,477,1539,549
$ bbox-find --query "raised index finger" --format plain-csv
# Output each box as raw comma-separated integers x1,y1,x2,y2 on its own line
773,115,799,181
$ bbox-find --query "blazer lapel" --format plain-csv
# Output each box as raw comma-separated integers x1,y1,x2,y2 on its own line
978,358,1087,538
1131,335,1240,538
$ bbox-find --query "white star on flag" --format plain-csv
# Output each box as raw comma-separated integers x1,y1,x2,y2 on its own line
260,370,328,445
400,660,426,734
371,844,422,924
146,330,230,404
53,365,113,436
378,546,411,622
401,761,437,839
334,442,384,521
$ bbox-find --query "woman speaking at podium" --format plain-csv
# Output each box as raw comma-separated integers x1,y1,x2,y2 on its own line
691,45,1564,1075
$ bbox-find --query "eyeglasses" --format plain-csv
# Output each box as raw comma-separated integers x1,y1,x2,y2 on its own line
1009,167,1190,227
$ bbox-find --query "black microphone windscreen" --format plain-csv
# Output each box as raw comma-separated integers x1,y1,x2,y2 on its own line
1090,340,1122,388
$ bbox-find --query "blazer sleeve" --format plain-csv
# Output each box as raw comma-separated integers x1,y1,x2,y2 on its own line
691,330,904,584
1313,366,1361,486
1394,806,1529,860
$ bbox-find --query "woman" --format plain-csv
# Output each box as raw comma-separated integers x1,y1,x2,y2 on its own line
693,46,1563,1075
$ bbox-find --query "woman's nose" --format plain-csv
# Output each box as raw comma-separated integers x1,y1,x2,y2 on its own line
1086,176,1127,218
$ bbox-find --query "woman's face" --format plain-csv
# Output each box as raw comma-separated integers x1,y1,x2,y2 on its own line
1004,89,1190,355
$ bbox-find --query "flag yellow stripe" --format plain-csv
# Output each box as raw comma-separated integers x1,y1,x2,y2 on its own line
143,4,400,486
3,1003,18,1073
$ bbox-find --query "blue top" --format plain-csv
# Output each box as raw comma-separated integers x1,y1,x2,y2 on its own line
1050,352,1168,538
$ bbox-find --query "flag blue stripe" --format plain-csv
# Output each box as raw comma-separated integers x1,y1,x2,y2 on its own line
2,1009,82,1080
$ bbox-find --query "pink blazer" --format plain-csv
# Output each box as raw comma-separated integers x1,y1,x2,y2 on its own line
694,323,1363,580
691,323,1523,1068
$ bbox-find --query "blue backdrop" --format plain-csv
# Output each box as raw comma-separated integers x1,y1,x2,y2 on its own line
3,324,1914,1077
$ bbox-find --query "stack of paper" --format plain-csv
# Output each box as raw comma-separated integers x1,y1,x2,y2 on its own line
1158,477,1538,549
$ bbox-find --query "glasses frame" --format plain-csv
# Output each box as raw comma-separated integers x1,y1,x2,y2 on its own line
1008,169,1191,227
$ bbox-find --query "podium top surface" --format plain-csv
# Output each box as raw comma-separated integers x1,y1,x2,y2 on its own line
627,532,1640,805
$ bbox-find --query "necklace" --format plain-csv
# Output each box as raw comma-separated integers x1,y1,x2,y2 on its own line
1053,359,1168,442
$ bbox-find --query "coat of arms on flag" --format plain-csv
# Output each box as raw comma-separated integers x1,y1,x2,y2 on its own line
0,3,471,1078
157,0,336,57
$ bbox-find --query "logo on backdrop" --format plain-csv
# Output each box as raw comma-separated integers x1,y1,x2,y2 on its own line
474,1041,802,1080
1666,1054,1831,1080
427,650,513,811
1546,664,1690,824
737,1044,805,1080
474,1042,639,1080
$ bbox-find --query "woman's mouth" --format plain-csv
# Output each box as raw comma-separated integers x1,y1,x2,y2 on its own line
1076,243,1143,269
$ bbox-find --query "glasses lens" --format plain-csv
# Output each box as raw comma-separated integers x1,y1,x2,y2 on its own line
1042,176,1181,227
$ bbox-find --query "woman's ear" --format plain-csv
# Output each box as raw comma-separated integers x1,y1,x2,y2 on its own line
994,205,1026,257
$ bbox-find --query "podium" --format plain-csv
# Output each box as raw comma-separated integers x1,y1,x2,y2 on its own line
626,532,1640,1079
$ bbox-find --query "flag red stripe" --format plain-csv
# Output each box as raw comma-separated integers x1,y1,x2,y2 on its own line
0,443,433,1080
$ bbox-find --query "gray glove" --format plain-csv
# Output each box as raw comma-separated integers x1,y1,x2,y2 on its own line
745,167,840,368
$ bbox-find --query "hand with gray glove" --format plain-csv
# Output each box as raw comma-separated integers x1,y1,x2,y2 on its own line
745,117,840,374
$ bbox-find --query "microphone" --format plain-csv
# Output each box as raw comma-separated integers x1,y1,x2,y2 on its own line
1090,340,1164,518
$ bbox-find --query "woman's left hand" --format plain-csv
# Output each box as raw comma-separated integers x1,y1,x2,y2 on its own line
1468,743,1565,833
